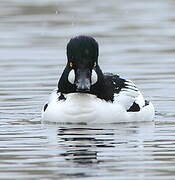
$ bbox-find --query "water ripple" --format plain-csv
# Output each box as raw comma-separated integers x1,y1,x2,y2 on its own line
0,0,175,179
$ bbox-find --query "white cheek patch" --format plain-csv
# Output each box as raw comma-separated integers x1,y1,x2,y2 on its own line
68,70,75,84
91,70,98,85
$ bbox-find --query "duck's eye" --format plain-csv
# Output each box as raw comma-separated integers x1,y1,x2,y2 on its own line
93,62,97,68
69,62,74,68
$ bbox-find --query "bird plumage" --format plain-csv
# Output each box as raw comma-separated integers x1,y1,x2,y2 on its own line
42,35,154,123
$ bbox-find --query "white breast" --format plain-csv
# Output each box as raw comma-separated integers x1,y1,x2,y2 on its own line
42,91,155,124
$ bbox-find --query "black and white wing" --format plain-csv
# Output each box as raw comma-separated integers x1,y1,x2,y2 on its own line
113,79,145,112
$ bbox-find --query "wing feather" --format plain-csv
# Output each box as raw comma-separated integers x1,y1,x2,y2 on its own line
114,79,144,110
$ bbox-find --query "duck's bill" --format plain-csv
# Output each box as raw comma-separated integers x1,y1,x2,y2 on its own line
75,69,91,92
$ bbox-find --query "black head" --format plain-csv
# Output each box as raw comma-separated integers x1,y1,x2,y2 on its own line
67,35,99,66
65,35,99,92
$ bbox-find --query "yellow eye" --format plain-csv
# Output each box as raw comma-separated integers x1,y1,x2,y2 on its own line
93,62,97,68
69,62,74,68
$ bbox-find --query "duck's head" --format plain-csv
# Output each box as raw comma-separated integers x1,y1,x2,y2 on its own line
66,35,99,93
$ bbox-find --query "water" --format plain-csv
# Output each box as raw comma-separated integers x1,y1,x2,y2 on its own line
0,0,175,179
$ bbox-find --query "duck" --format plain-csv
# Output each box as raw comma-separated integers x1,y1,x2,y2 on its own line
42,35,155,124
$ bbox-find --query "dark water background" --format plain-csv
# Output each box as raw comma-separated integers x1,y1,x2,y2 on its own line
0,0,175,179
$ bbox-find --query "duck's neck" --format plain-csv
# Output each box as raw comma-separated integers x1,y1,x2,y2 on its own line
58,66,112,102
90,66,113,102
58,66,76,94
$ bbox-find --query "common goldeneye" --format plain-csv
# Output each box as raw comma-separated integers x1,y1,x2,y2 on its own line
42,35,154,123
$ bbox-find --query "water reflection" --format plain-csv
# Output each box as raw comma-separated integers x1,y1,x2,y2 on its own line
42,122,175,178
44,122,155,169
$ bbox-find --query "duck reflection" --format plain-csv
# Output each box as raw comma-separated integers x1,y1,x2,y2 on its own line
57,127,115,164
44,122,155,166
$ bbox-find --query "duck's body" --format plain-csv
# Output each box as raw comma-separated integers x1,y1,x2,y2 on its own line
42,91,154,124
42,36,154,123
